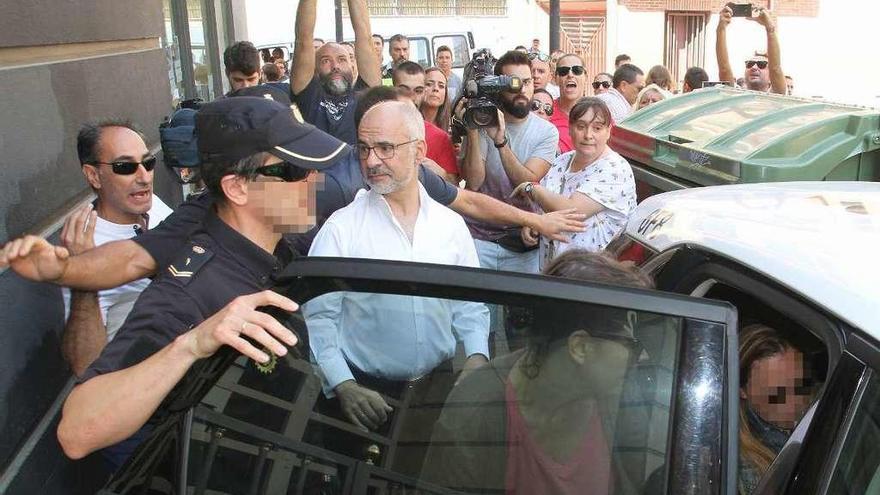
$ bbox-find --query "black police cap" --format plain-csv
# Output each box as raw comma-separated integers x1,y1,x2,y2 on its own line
196,96,347,170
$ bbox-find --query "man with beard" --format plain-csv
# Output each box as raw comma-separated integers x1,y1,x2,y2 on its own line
460,50,558,275
716,4,785,94
549,53,588,153
304,101,489,474
291,0,380,144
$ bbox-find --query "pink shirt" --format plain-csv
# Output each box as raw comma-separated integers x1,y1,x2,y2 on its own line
504,381,612,495
549,100,572,154
424,121,458,175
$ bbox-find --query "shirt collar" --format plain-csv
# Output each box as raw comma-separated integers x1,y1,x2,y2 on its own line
204,209,296,280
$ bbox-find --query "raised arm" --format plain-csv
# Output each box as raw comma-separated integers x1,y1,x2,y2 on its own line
460,129,487,190
347,0,380,86
291,0,318,95
716,5,734,84
752,8,786,94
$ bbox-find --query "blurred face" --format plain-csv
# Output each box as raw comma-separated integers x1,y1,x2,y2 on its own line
313,39,324,50
272,48,284,60
315,44,354,95
555,55,586,102
532,39,540,50
246,155,320,234
395,71,427,107
574,331,634,400
570,107,611,161
424,70,447,109
742,348,813,430
358,104,423,195
592,74,612,95
637,89,664,109
499,63,533,119
372,36,384,56
227,70,260,91
785,77,794,95
83,127,154,224
744,56,770,91
619,74,646,105
436,50,453,72
389,39,409,63
343,44,356,66
274,58,286,74
531,58,551,89
549,51,563,74
531,92,553,121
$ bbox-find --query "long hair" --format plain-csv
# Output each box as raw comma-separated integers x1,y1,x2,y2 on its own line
738,323,790,477
422,67,451,132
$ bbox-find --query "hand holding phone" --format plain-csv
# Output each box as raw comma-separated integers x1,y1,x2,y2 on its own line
727,2,753,17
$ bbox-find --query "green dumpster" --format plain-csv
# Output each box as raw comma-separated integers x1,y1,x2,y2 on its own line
610,86,880,200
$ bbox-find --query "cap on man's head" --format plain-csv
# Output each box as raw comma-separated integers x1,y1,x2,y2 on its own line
196,96,347,170
227,84,293,106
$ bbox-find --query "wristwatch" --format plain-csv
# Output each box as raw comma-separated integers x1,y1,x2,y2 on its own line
524,182,538,196
493,136,509,149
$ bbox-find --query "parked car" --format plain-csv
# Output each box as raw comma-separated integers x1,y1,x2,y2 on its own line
97,182,879,495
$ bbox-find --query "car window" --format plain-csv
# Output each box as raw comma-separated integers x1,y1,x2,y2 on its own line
432,35,469,68
100,260,737,494
826,370,880,494
408,37,431,67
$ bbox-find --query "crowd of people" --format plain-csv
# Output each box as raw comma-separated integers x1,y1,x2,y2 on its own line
0,0,810,493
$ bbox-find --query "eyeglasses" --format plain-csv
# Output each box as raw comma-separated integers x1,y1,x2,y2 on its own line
356,139,418,161
255,163,313,182
556,65,586,77
530,100,553,115
745,60,768,69
92,155,157,175
592,80,611,90
528,51,550,62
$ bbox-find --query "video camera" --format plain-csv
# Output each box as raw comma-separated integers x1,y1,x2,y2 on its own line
451,49,523,140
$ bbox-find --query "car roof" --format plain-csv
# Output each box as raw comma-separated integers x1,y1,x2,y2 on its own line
626,182,880,335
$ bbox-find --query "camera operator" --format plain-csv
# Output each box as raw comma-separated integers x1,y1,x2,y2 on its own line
460,50,559,275
716,4,786,94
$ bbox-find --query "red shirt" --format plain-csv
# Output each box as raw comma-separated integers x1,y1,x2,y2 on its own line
549,100,573,154
424,121,458,175
504,381,612,495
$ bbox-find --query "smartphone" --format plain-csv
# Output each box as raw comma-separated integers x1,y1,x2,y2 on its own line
728,2,753,17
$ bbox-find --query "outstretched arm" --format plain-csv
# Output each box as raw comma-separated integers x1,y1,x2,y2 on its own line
716,5,734,84
751,8,786,94
291,0,318,95
347,0,380,86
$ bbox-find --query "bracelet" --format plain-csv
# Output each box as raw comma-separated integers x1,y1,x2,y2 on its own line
494,136,508,149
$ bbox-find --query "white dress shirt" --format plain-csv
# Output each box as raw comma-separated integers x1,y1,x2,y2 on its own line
304,184,490,394
596,88,633,124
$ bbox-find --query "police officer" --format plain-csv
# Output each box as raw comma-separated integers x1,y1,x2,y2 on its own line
56,96,348,466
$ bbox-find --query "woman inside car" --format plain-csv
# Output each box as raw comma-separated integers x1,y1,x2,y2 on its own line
738,323,817,494
422,250,651,494
512,98,637,270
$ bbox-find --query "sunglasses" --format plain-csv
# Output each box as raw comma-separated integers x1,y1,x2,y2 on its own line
592,80,611,90
255,163,313,182
590,331,642,355
745,60,768,69
530,100,554,115
92,155,157,175
556,65,586,77
528,51,550,62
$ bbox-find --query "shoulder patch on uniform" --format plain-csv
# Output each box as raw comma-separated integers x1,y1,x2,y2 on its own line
167,244,214,285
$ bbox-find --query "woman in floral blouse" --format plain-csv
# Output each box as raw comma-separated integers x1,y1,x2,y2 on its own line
512,97,637,269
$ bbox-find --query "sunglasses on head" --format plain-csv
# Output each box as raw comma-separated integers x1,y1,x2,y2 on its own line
528,51,550,62
530,100,554,115
92,155,157,175
255,163,313,182
556,65,586,77
745,60,768,69
592,80,611,90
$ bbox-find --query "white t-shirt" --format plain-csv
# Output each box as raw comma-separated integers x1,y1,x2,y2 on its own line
62,194,174,341
538,150,637,268
544,83,560,99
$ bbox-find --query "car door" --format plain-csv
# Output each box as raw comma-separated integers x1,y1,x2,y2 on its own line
97,258,738,495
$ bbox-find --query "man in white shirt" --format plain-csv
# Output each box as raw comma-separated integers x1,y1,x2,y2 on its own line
305,100,490,433
61,121,173,375
596,63,645,124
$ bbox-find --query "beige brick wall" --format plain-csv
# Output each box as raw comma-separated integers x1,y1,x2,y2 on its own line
618,0,818,16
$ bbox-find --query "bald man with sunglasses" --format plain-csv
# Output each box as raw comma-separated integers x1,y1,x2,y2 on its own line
716,4,786,94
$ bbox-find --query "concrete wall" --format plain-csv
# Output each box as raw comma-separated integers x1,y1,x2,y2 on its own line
606,0,880,107
0,1,179,492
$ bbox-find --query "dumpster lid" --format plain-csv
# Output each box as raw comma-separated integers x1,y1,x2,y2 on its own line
618,87,879,160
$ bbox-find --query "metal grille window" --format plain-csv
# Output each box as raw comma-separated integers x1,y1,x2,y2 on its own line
345,0,506,17
664,12,707,90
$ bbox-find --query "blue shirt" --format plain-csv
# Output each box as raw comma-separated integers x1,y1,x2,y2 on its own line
304,185,490,394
